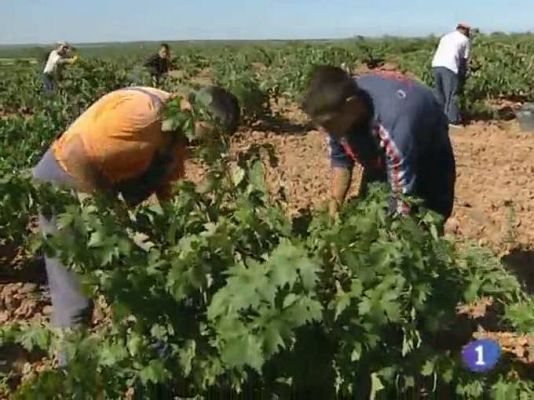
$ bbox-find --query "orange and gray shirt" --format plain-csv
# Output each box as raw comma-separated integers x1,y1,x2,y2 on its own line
51,86,186,194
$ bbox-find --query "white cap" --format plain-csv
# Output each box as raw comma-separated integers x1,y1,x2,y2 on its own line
457,22,471,30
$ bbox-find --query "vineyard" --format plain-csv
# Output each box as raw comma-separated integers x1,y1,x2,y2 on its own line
0,34,534,399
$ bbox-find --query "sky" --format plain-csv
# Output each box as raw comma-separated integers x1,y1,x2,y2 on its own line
0,0,533,44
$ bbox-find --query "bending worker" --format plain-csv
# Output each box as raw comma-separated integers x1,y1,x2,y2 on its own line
32,85,240,354
302,66,456,223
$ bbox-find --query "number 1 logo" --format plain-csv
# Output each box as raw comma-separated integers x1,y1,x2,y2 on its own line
462,339,501,372
474,345,485,366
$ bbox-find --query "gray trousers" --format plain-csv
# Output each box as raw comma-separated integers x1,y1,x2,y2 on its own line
43,73,56,95
32,148,94,332
32,148,167,363
433,67,461,124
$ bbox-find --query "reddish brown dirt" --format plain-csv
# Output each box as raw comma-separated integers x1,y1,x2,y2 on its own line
450,121,534,252
188,115,534,254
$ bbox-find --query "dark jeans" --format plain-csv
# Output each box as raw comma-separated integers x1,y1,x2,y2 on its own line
33,148,94,365
43,73,56,95
433,67,461,124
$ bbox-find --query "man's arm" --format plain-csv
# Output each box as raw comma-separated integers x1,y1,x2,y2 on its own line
459,40,471,80
327,134,355,216
330,166,352,216
164,58,175,73
155,146,186,203
113,147,172,207
463,39,471,61
144,54,159,69
155,182,173,203
57,55,77,65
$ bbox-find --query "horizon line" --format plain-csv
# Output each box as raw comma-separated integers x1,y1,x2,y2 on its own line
2,30,533,47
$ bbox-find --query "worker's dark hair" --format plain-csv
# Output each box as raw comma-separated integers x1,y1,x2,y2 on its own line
160,43,170,51
193,86,241,134
302,65,360,119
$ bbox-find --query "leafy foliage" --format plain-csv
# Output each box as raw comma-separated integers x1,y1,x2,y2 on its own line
2,122,532,398
1,36,534,398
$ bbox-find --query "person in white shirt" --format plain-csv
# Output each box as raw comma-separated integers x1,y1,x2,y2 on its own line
431,23,471,126
43,42,77,94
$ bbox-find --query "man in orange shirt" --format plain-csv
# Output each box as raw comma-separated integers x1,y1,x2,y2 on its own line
32,85,239,355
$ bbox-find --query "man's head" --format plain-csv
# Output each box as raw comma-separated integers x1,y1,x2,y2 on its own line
302,65,370,137
56,42,70,55
161,87,240,170
191,86,241,136
159,43,170,59
456,23,471,38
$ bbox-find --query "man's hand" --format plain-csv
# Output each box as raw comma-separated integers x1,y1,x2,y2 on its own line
329,167,352,217
145,193,161,206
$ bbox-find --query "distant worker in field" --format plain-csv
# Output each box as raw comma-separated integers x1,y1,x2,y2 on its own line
32,85,240,363
43,42,78,94
431,23,472,127
144,43,174,86
302,66,456,224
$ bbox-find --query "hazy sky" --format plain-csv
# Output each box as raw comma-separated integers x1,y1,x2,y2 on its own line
1,0,532,44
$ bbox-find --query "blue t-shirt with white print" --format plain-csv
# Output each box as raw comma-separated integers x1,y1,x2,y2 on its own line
328,71,455,216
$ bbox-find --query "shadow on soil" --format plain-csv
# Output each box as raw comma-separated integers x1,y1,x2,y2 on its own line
0,344,47,392
501,248,534,295
251,113,311,135
464,106,517,123
0,243,46,285
0,244,48,392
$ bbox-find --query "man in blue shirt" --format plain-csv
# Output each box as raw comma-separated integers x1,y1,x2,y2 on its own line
302,66,456,222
